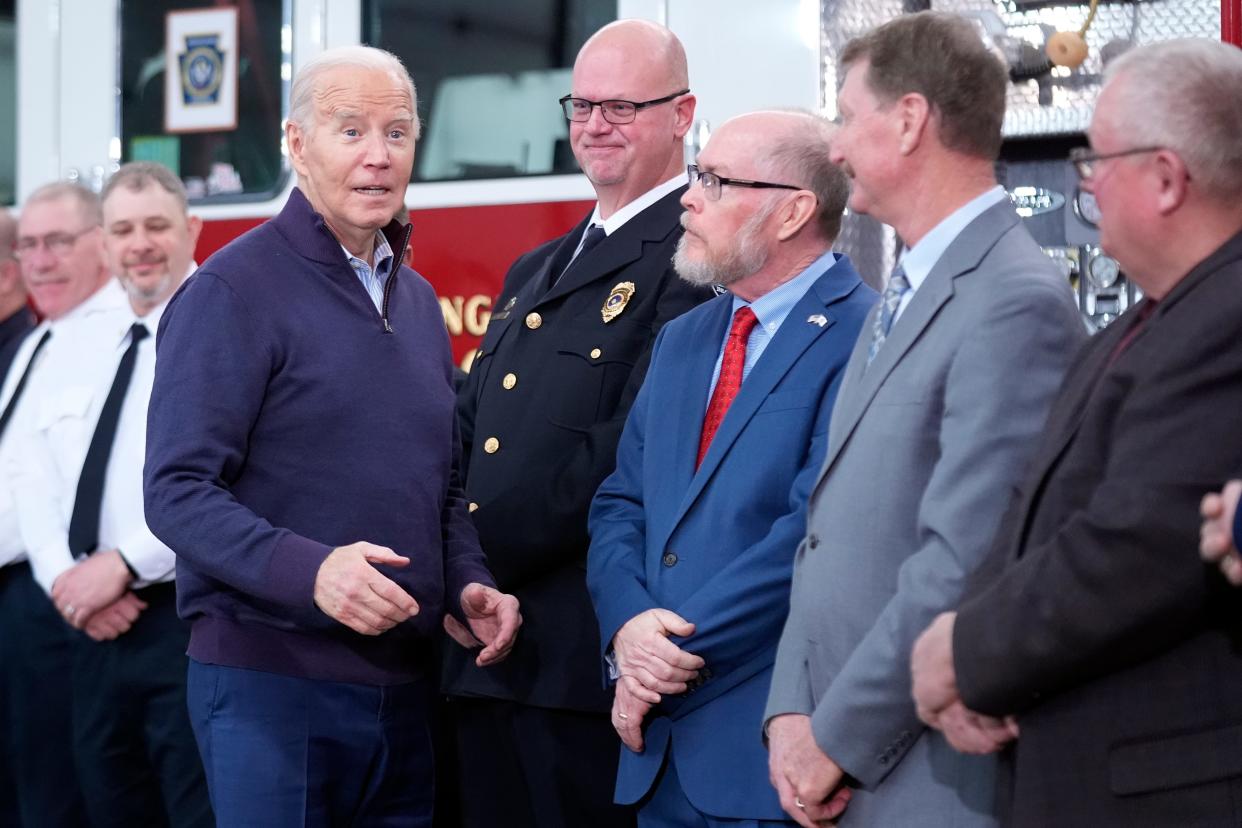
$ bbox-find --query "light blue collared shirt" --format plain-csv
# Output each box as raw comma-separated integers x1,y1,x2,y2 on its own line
892,186,1008,324
707,249,843,401
342,231,397,312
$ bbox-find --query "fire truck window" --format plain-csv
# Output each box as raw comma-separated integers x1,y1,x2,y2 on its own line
362,0,614,183
118,0,289,202
0,0,15,204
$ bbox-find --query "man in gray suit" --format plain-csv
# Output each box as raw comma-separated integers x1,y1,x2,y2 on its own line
763,12,1084,827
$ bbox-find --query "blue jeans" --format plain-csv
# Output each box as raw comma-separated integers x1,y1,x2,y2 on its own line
187,659,434,827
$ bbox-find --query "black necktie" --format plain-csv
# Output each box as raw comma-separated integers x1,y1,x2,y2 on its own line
0,329,52,441
67,323,149,557
557,223,606,284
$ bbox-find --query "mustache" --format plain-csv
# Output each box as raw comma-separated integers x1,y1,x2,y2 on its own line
123,253,166,267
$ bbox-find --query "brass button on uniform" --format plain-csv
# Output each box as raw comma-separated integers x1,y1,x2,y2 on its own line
468,502,479,513
662,552,678,567
502,373,517,390
484,437,500,454
590,348,602,360
525,312,542,330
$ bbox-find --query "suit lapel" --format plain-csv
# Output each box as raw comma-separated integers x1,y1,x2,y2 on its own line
670,261,862,528
1023,311,1128,481
648,298,733,555
530,216,591,299
816,202,1020,487
534,186,686,307
1009,229,1242,557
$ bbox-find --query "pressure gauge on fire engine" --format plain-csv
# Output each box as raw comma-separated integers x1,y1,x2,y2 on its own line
1073,187,1102,227
1087,250,1121,289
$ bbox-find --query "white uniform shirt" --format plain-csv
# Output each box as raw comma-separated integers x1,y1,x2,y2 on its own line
578,172,688,254
0,279,129,569
12,281,178,593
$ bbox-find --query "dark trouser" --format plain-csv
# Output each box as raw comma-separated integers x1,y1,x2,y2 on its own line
187,659,435,828
0,561,87,827
639,748,795,828
451,696,637,828
72,582,211,828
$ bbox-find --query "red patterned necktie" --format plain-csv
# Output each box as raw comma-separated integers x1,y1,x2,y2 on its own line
697,305,759,469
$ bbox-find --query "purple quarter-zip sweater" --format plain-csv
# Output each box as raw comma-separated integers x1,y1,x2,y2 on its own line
144,188,493,685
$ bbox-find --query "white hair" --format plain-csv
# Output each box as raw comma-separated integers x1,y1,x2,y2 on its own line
289,45,420,140
1105,38,1242,201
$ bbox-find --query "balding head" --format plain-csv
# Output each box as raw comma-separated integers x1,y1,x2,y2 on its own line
567,20,695,217
676,110,847,298
578,20,689,91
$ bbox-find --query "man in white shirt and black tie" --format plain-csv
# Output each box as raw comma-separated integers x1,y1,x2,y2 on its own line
0,181,124,827
11,162,212,828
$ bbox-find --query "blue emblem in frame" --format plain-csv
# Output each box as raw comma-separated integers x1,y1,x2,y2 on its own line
179,35,226,105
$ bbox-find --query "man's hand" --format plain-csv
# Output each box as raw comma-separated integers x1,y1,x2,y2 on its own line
313,542,418,635
612,675,653,753
82,591,148,641
612,608,704,695
911,611,960,725
443,614,478,649
51,549,132,628
935,700,1018,755
767,714,852,827
1201,481,1242,584
458,583,521,666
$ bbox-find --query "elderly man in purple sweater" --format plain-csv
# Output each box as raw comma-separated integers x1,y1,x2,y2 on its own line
144,46,521,827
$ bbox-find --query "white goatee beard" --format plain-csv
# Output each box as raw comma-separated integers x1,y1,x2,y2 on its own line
674,203,774,288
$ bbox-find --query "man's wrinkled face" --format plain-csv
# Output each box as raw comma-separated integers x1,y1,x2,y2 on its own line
16,197,105,320
569,43,683,194
1081,83,1149,272
829,61,899,222
675,124,779,287
103,183,201,310
289,65,415,251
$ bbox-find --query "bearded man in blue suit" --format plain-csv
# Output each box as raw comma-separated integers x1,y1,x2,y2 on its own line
587,110,877,827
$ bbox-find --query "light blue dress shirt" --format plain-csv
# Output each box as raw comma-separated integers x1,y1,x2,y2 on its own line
706,249,844,401
343,231,397,312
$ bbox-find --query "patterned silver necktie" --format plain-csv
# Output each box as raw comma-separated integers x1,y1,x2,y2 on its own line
866,265,910,367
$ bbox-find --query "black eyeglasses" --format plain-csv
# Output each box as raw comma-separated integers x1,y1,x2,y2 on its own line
687,164,804,202
1070,146,1165,181
559,89,689,124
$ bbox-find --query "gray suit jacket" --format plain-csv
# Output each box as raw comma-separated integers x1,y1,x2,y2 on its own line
765,200,1085,826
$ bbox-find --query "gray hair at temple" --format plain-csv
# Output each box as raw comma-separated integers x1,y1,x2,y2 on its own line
759,110,850,242
23,181,103,228
1104,38,1242,202
288,45,420,140
101,161,190,213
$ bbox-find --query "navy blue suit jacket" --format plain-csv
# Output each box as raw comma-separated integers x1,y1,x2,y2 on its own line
587,254,876,817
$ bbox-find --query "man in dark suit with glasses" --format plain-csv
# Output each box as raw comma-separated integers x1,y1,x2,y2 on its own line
445,18,712,828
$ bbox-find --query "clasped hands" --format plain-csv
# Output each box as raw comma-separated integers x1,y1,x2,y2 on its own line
314,541,521,665
608,608,704,752
910,611,1019,755
766,714,852,828
50,549,147,641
